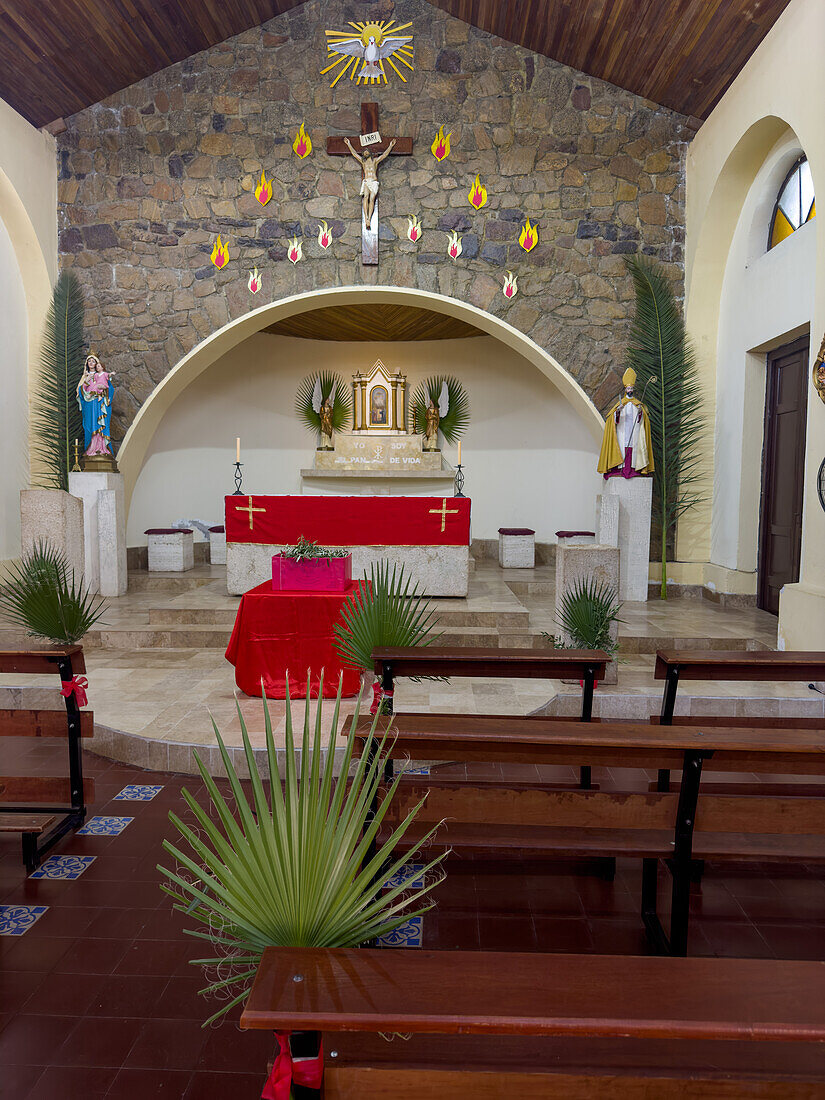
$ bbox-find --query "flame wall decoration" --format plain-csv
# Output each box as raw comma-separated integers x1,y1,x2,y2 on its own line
248,268,262,294
210,234,229,269
502,271,518,299
254,170,273,206
447,230,462,260
317,221,332,250
518,219,539,252
293,123,313,159
407,215,422,243
288,236,303,264
431,126,451,162
468,174,488,210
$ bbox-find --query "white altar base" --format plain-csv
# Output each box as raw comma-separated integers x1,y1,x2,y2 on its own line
227,542,469,598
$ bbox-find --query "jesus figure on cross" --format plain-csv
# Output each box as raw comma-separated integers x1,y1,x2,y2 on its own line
343,136,396,225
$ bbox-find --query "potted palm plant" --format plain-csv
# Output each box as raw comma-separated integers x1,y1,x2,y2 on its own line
159,682,446,1092
549,576,623,685
333,560,442,712
0,540,106,644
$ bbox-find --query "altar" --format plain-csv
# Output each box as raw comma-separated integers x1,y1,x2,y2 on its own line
225,494,471,597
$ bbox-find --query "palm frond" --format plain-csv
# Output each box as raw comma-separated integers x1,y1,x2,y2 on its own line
623,257,705,597
333,560,442,673
32,272,86,490
409,375,470,444
296,371,352,434
554,576,622,656
0,539,106,643
158,682,447,1027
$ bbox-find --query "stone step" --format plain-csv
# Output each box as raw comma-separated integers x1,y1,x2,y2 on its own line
617,635,758,654
506,580,555,596
127,573,217,594
146,605,530,630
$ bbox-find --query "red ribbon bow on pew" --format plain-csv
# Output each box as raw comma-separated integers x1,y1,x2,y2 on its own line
262,1031,324,1100
60,676,89,708
370,681,394,715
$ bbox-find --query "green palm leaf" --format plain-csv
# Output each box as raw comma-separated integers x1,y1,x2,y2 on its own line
295,371,352,434
333,560,442,673
409,375,470,444
0,539,106,643
624,257,705,598
158,680,446,1027
554,576,622,656
32,271,86,490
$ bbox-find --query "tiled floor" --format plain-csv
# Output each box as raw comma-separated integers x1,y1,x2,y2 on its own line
2,737,824,1095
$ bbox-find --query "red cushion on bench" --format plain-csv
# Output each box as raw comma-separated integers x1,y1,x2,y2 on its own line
556,530,595,538
144,528,193,535
498,528,535,535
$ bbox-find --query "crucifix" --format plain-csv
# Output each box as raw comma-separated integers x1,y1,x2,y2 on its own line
327,102,413,266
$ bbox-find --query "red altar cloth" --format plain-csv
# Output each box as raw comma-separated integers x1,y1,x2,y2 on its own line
225,495,471,547
224,581,363,699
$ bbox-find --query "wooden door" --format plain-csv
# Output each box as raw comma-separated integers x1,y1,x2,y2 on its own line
758,336,809,614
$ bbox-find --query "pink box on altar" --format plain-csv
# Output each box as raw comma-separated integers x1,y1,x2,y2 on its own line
272,553,353,592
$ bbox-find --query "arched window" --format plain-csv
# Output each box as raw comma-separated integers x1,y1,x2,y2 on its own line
769,156,815,250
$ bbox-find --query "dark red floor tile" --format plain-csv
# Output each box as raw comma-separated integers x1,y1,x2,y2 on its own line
183,1070,265,1100
52,937,130,975
85,907,155,939
31,905,98,938
0,1013,77,1065
196,1022,277,1072
54,1015,142,1068
0,1064,43,1100
23,971,107,1015
153,975,207,1020
1,970,45,1012
533,916,594,953
423,911,479,949
87,973,170,1018
2,935,72,973
759,922,825,959
124,1017,209,1071
138,903,189,940
25,1065,115,1100
696,920,775,959
106,1068,191,1099
114,938,193,975
478,914,537,951
587,917,656,955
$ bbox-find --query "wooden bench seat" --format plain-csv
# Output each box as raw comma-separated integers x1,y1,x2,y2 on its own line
240,946,825,1097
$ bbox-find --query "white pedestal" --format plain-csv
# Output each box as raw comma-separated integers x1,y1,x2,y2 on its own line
209,526,226,565
69,471,127,596
20,489,84,581
601,476,653,602
554,541,620,683
498,528,535,568
146,529,194,572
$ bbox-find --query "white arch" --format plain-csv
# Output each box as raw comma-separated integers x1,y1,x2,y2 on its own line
118,284,605,507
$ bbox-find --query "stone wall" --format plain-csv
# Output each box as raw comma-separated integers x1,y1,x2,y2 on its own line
57,0,693,444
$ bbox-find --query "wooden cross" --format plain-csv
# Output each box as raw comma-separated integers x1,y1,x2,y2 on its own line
429,498,460,533
327,102,413,266
236,496,266,531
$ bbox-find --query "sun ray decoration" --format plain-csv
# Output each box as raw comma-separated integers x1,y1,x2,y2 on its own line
210,235,229,269
431,126,451,162
254,170,272,206
292,123,312,159
519,219,539,252
322,20,414,87
468,174,488,210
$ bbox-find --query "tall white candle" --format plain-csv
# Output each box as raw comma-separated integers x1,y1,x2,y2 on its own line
236,437,240,462
457,441,462,465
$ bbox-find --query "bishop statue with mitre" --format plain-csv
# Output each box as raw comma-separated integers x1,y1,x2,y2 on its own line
597,367,654,479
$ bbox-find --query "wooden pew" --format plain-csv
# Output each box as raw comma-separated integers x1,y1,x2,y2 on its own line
0,646,93,869
356,715,825,954
240,946,825,1097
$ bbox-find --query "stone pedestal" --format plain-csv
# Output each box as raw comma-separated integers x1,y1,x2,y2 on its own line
209,525,226,565
498,528,535,568
601,476,653,602
20,490,84,580
597,494,619,548
69,471,127,596
146,529,194,572
554,541,620,684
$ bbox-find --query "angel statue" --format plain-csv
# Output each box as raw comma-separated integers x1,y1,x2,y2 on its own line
424,381,450,452
313,377,336,450
76,352,115,460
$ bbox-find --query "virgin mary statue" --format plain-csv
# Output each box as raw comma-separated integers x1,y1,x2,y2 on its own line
77,353,115,459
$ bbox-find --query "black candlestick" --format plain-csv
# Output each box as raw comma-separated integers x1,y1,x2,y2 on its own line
232,461,244,495
454,463,465,498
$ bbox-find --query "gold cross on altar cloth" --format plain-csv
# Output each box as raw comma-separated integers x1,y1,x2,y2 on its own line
236,496,266,531
429,499,460,533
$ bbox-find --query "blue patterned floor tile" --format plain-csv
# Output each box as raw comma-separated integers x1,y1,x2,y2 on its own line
30,854,96,880
113,784,164,801
386,863,426,890
376,915,423,948
77,815,134,836
0,904,49,935
402,766,430,776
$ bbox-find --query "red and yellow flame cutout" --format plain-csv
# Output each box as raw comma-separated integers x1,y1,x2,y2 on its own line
317,221,332,250
248,268,261,294
503,271,518,299
447,230,462,260
210,234,229,269
255,170,272,206
519,219,539,252
293,123,312,159
431,126,451,162
407,215,422,243
468,174,487,210
288,236,303,264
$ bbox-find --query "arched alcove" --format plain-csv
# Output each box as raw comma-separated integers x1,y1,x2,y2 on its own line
119,285,606,543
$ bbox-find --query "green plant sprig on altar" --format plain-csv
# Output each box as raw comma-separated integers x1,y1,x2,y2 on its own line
296,370,352,451
409,375,469,452
281,535,349,561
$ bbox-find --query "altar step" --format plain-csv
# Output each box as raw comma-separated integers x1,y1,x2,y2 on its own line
145,606,530,630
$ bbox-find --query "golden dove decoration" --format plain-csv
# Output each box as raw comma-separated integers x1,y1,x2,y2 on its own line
322,20,414,87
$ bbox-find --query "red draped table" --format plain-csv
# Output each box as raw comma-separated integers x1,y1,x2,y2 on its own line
224,580,364,699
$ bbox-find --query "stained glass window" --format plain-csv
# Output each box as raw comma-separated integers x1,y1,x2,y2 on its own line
769,156,815,250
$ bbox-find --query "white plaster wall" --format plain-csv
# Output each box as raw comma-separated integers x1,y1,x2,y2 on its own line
714,131,816,573
0,216,28,559
128,333,603,545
